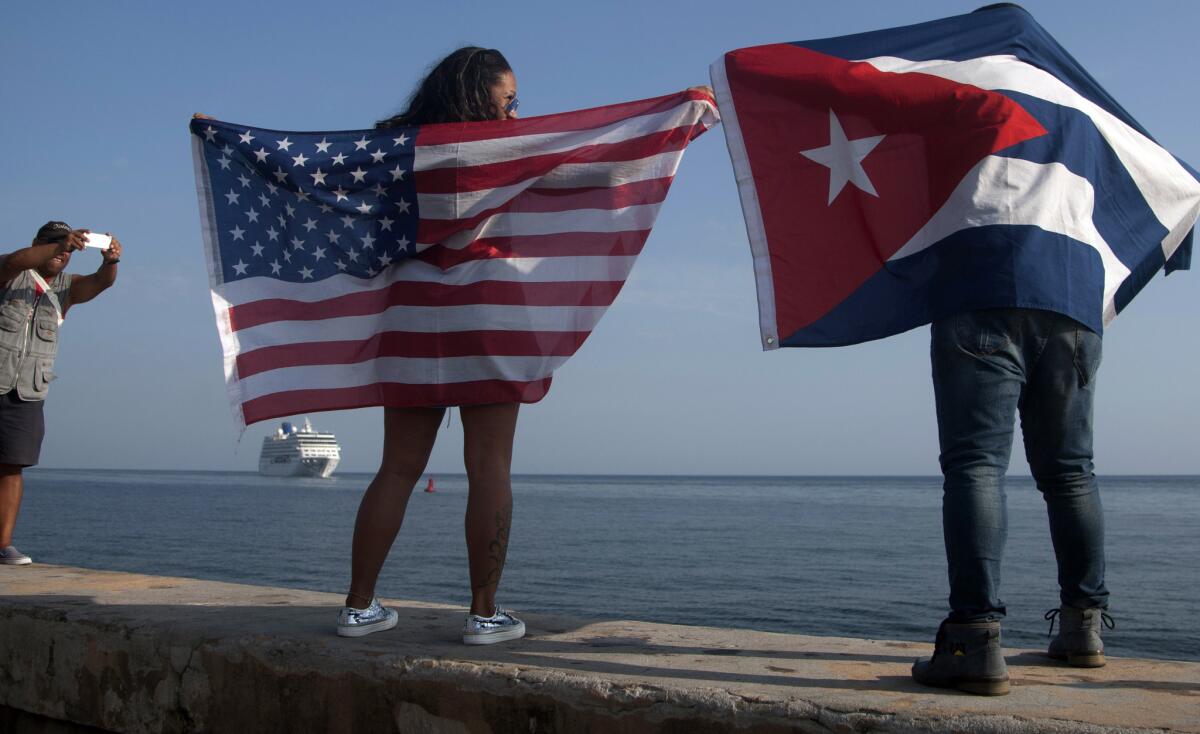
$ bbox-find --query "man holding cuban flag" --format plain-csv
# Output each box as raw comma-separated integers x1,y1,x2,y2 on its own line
711,4,1200,695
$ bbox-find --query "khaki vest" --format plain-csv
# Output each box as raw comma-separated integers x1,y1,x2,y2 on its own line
0,270,73,400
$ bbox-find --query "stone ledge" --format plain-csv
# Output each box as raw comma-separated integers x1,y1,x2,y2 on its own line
1,565,1196,733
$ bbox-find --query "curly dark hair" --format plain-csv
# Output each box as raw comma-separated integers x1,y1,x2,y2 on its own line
376,47,512,128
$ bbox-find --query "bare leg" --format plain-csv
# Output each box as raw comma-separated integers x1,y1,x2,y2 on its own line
345,407,443,607
0,465,23,548
461,403,519,616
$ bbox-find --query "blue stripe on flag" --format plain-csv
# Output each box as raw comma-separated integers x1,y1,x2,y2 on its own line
792,5,1154,141
779,226,1107,347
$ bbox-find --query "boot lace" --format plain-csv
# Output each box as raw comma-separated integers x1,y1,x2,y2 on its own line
1044,608,1115,636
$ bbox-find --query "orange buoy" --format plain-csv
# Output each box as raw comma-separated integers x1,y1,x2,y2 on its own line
424,478,436,493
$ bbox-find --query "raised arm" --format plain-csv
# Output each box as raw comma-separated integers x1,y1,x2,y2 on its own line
0,231,86,284
68,236,122,309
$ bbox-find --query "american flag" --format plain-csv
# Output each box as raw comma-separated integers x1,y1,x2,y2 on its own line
191,90,718,428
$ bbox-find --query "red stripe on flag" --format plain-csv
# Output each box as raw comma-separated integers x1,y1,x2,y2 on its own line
415,127,694,194
229,280,624,331
236,330,592,378
417,178,673,244
415,230,650,270
413,90,715,146
241,377,553,424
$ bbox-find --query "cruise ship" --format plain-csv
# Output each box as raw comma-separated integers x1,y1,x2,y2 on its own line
258,418,341,478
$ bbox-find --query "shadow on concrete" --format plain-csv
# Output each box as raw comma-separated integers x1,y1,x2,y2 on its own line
3,593,923,695
9,592,1194,700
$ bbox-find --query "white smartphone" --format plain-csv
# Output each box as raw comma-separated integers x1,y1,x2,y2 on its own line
83,233,112,250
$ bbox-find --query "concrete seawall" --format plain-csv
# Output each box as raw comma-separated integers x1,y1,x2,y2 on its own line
1,565,1196,733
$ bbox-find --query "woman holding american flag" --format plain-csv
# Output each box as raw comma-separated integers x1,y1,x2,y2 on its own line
192,43,716,645
335,47,527,645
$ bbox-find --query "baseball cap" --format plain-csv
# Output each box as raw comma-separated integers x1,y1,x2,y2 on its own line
35,221,73,243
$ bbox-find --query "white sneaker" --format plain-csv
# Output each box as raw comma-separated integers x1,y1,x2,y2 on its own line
0,545,31,565
336,598,398,637
463,607,525,645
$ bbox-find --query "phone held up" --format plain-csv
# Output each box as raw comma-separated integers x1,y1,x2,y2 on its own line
82,233,112,250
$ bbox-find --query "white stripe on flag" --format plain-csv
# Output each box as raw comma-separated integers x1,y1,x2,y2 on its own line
234,304,612,352
862,54,1200,261
420,203,664,250
890,155,1131,324
238,355,571,403
414,103,705,170
709,56,780,351
218,255,639,305
419,152,686,220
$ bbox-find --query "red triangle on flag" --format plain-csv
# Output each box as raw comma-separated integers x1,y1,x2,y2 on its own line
724,44,1047,337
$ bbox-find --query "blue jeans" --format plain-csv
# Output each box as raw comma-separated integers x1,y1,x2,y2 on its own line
931,308,1109,621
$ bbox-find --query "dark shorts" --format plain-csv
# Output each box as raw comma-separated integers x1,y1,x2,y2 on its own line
0,391,45,467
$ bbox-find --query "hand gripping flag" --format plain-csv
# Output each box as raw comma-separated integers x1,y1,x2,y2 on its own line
711,5,1200,348
191,91,718,428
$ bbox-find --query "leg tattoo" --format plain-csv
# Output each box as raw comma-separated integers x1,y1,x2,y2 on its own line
476,500,513,590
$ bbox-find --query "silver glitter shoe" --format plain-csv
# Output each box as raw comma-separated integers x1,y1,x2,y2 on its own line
336,598,398,638
0,545,32,565
463,607,526,645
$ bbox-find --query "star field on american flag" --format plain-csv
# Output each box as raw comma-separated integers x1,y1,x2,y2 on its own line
193,121,418,283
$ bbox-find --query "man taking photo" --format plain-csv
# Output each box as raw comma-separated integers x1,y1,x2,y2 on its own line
0,221,121,565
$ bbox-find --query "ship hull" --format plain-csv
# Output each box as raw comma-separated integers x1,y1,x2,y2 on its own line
259,420,342,479
258,456,339,478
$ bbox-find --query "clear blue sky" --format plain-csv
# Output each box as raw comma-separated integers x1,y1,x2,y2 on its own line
2,1,1196,474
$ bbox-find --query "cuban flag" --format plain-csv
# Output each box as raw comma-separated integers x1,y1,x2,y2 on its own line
711,4,1200,348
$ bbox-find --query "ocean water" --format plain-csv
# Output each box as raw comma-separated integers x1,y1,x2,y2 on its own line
10,470,1199,662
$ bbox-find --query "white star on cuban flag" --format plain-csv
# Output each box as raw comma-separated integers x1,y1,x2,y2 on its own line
800,110,885,205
